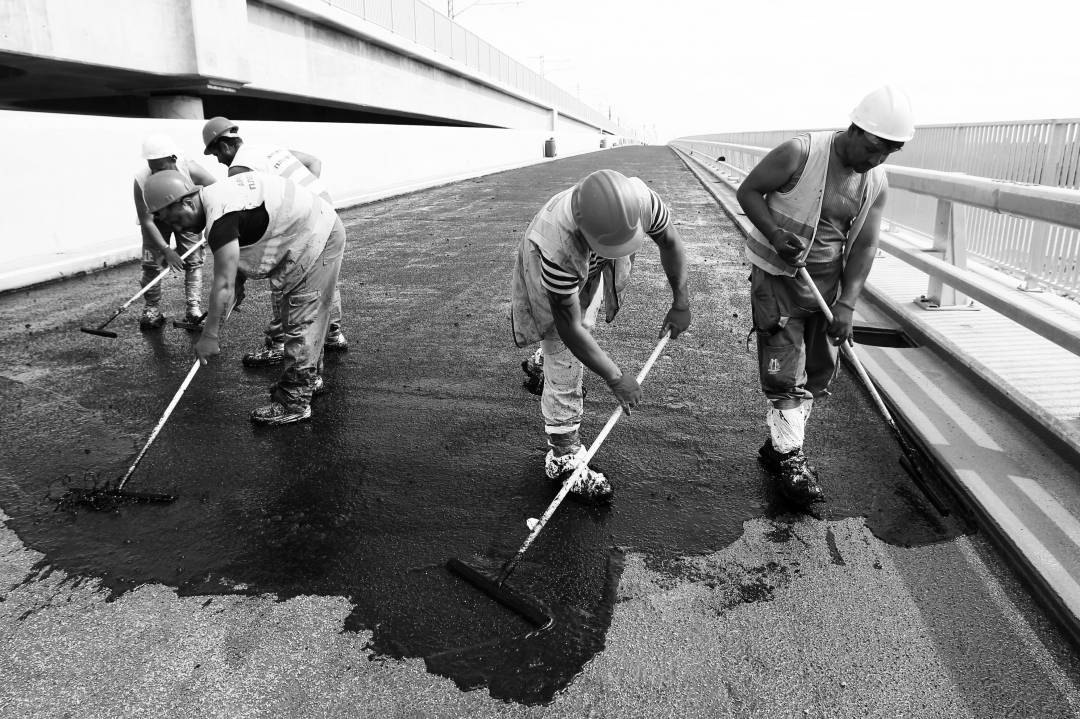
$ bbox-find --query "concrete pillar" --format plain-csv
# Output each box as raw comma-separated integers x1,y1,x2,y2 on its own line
148,95,205,119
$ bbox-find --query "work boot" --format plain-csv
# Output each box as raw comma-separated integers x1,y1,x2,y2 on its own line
521,348,544,395
139,306,166,331
250,401,312,426
545,446,612,501
242,343,285,367
759,440,825,505
324,329,349,353
520,349,586,398
174,306,207,331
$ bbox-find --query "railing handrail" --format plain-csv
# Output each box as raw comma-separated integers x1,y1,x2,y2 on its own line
685,117,1080,138
678,139,1080,231
669,139,1080,360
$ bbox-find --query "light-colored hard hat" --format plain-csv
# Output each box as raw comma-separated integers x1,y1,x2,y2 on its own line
141,133,179,161
849,85,915,143
202,116,239,154
143,170,198,213
571,169,646,259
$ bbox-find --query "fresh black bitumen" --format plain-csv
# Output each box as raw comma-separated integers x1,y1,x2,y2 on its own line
0,147,968,705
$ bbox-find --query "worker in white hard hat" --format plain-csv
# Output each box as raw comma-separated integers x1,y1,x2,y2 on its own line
200,116,348,365
132,133,218,330
143,169,347,426
735,84,915,507
510,169,691,500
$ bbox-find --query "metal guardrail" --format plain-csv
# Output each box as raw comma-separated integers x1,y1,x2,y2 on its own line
669,139,1080,360
683,121,1080,296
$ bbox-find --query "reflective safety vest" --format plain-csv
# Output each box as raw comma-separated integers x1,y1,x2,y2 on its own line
745,131,887,277
231,143,331,203
201,173,336,280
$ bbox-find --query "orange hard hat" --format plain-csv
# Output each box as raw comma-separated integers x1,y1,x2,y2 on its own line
571,170,646,258
202,116,240,154
143,170,197,213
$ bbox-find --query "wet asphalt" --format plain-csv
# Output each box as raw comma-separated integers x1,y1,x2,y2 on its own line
2,146,1080,716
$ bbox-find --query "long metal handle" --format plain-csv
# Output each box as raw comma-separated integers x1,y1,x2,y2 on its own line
796,267,898,429
497,331,672,584
114,297,232,492
116,359,201,491
122,238,208,312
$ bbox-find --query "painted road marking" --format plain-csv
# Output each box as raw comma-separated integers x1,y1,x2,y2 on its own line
857,350,948,445
882,348,1003,451
957,469,1080,616
1010,475,1080,551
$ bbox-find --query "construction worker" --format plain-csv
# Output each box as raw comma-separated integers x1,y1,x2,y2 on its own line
142,169,346,426
735,85,915,506
200,116,348,365
510,169,691,500
132,133,217,330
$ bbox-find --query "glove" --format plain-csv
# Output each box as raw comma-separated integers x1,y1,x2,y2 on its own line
606,372,642,414
661,303,691,339
769,228,807,266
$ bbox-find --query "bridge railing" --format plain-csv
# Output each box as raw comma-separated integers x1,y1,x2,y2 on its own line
322,0,619,135
669,138,1080,359
680,121,1080,297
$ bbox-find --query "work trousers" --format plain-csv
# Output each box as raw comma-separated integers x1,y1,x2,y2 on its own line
269,216,346,411
141,222,204,309
540,276,604,436
261,287,343,348
750,262,843,410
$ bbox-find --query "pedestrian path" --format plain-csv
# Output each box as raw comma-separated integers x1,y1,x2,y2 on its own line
674,145,1080,645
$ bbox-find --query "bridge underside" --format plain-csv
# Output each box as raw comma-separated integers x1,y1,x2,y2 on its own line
0,51,484,126
0,0,609,135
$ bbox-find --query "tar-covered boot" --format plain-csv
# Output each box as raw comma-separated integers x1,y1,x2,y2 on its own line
243,339,285,367
521,347,544,395
521,348,585,398
761,401,823,505
174,305,207,331
545,431,611,501
759,439,825,505
324,328,349,352
139,305,166,331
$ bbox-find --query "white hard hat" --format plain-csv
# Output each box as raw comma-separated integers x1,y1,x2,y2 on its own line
849,85,915,143
141,133,180,161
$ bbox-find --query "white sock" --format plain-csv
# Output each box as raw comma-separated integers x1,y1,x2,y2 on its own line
767,405,808,454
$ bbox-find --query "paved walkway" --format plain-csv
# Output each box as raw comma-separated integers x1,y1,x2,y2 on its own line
675,146,1080,645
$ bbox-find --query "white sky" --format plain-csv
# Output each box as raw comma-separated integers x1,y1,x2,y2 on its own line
441,0,1080,142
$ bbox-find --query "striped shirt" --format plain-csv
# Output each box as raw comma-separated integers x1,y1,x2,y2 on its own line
540,186,670,295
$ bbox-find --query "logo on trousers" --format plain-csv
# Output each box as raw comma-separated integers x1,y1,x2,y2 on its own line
767,358,781,374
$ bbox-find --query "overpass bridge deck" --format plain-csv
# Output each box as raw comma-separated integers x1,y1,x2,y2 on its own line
1,146,1079,714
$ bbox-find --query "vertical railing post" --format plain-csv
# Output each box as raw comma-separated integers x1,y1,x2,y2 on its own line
1021,120,1069,291
918,198,973,310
